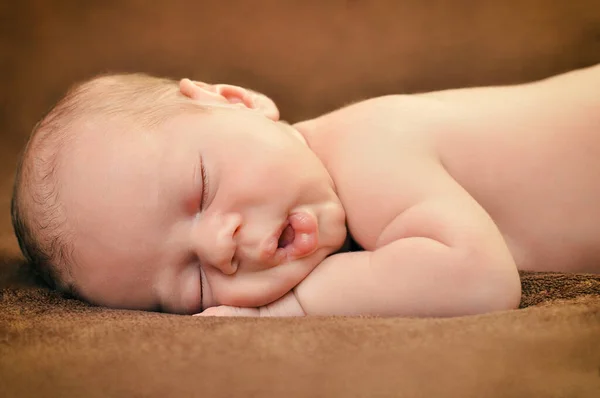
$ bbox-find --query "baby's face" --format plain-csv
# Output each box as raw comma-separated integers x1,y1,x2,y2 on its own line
60,107,347,314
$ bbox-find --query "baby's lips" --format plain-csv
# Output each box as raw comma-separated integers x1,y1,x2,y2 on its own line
289,232,317,258
257,210,319,265
287,210,319,259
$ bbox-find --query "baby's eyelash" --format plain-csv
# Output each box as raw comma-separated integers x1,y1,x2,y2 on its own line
200,159,209,210
199,266,204,312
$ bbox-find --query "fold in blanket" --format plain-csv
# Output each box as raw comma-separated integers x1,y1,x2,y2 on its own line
519,271,600,307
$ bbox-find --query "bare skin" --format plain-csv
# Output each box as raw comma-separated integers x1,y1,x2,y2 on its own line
58,65,600,317
201,64,600,317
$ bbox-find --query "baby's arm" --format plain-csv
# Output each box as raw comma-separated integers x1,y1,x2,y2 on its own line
201,164,521,317
292,173,521,317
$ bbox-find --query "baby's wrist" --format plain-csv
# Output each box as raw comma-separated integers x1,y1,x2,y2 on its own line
258,290,306,317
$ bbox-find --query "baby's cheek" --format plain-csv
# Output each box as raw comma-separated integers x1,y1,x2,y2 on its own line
180,267,202,314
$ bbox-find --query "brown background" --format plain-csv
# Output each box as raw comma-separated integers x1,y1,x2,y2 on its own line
1,2,600,397
2,0,600,257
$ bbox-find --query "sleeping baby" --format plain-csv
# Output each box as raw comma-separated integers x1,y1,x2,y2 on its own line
11,64,600,317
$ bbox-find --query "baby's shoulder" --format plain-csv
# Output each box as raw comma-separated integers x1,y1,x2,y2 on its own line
315,94,457,144
325,94,438,119
316,99,457,249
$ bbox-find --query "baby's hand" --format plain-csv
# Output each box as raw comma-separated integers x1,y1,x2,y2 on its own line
195,305,260,317
194,291,306,317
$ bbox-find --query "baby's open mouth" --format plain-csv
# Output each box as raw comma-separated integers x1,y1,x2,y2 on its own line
277,223,295,249
277,211,319,260
260,211,318,264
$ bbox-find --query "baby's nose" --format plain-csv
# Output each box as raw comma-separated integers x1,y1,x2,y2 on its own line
193,212,242,275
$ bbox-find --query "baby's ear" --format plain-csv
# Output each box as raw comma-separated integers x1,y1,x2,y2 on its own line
179,79,280,121
216,84,280,121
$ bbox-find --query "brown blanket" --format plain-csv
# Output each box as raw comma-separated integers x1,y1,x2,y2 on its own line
2,1,600,396
1,255,600,397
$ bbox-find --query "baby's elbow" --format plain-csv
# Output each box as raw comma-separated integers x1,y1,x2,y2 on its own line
456,248,522,314
481,265,522,313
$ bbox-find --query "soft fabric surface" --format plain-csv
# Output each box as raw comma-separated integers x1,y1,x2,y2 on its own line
2,1,600,397
1,260,600,397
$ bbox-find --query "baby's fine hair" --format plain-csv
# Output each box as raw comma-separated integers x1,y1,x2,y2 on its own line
11,73,206,294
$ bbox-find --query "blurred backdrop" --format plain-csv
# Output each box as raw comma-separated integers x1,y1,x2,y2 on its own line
1,0,599,256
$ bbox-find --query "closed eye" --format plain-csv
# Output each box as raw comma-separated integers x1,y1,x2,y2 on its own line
199,266,204,312
200,156,209,210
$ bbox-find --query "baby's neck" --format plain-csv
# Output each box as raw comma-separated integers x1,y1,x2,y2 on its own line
293,118,335,169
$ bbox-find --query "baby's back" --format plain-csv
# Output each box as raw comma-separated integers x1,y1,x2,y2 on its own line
427,67,600,272
430,66,600,272
304,65,600,273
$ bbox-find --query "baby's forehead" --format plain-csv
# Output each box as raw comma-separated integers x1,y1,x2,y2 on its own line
67,114,147,145
61,105,216,170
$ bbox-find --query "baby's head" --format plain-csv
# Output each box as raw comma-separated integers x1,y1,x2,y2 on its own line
12,74,347,314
